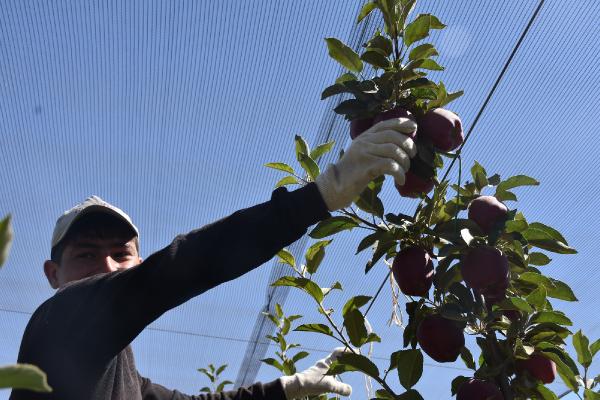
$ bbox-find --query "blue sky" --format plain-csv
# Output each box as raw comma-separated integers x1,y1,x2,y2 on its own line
0,0,599,398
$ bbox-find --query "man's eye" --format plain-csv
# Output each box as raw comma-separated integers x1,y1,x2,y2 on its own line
114,252,131,259
78,253,94,259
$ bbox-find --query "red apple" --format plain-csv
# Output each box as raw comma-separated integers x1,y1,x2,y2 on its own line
417,108,463,151
461,246,509,291
392,246,434,297
457,379,503,400
468,196,508,234
516,353,557,384
480,276,509,306
395,171,435,198
350,117,374,139
373,107,417,138
417,314,465,362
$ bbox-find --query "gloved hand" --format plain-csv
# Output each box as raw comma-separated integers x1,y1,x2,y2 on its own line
315,117,417,211
279,348,353,399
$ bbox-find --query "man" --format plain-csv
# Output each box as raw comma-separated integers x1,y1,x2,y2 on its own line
11,117,417,399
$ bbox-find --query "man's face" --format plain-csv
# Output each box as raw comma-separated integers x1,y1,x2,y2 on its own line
44,236,142,289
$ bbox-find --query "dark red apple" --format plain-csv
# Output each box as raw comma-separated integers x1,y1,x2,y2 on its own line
395,171,435,198
468,196,508,234
461,246,509,291
480,276,509,306
392,246,434,297
417,314,465,362
516,353,557,384
457,379,503,400
417,108,463,151
350,117,374,139
373,107,417,138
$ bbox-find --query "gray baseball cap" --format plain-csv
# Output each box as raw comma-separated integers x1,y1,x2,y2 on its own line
51,195,139,249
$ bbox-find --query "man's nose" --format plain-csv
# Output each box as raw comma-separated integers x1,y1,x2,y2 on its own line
98,256,120,273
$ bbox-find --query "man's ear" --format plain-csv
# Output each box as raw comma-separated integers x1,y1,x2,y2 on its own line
43,260,60,289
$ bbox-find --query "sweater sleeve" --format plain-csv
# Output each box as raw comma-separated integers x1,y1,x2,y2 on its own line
57,183,330,363
140,375,287,400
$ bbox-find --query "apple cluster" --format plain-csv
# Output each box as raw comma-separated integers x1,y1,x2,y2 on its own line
350,106,463,198
391,193,557,395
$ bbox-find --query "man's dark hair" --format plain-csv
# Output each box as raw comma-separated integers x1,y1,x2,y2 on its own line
50,212,139,264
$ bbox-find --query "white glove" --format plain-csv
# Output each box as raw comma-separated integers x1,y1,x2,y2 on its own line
279,348,353,399
315,118,417,211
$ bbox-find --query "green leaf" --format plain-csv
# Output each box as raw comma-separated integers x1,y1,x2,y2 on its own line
528,252,551,266
271,276,324,303
305,240,332,275
275,303,283,319
528,222,569,245
573,330,593,368
471,161,488,190
322,281,343,297
495,190,517,202
547,278,578,301
361,51,391,69
355,176,385,217
411,58,444,71
366,33,393,57
310,141,334,161
344,308,368,347
215,364,228,376
292,351,310,364
261,357,284,372
590,338,600,358
277,249,296,268
356,232,381,255
342,295,372,315
523,228,577,254
498,296,533,313
325,38,363,73
584,389,600,400
294,135,310,161
309,216,359,239
357,1,377,23
403,14,446,47
393,349,423,389
299,153,320,180
327,353,379,379
505,219,528,233
216,380,233,392
295,323,335,337
526,285,547,309
530,311,572,326
402,78,436,90
0,215,13,268
535,385,559,400
275,176,299,188
397,389,425,400
0,364,51,392
265,162,295,174
496,175,539,192
460,346,476,370
408,43,438,61
336,72,358,84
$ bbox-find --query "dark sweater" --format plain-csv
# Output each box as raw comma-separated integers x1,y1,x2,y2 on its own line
10,183,330,399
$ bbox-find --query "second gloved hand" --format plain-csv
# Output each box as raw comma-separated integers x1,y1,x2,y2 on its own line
279,348,353,399
315,117,417,211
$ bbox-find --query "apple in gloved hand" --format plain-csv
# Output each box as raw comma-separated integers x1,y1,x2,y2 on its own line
395,170,435,198
350,117,374,139
461,245,509,291
468,195,508,234
416,108,463,152
392,246,434,297
373,107,416,137
456,378,503,400
417,314,464,362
